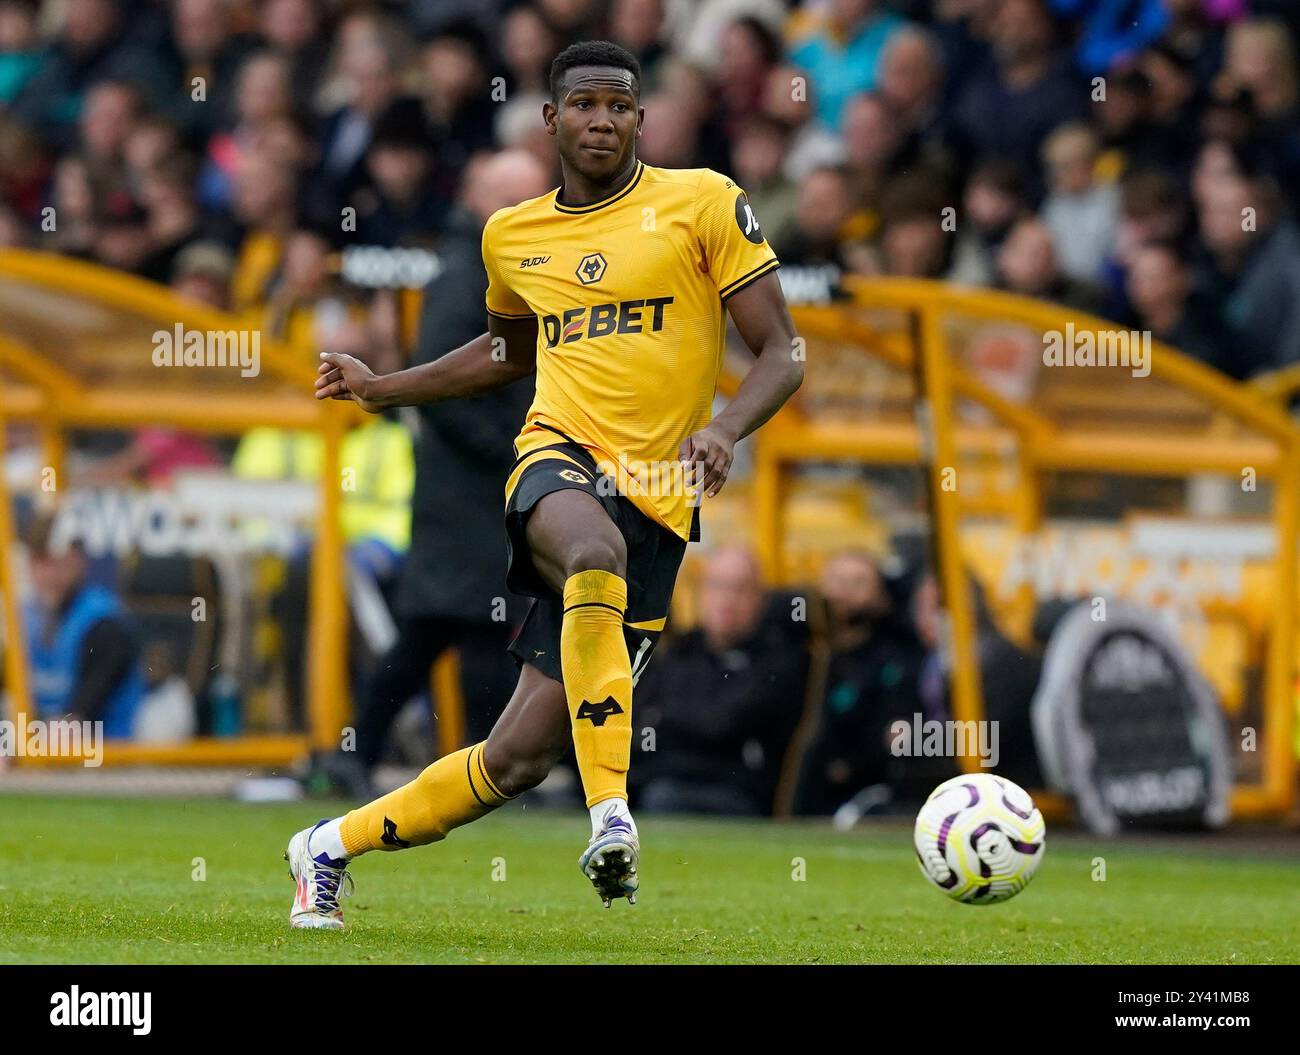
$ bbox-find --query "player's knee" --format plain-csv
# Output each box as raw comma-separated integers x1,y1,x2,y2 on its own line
495,759,547,797
482,734,564,798
561,535,627,580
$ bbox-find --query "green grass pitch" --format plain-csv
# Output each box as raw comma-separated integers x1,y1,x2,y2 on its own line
1,794,1296,964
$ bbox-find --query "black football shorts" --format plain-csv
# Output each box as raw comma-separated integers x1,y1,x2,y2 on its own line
503,429,686,686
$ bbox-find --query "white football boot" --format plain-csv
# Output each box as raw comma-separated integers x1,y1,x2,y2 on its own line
579,811,639,908
285,820,354,930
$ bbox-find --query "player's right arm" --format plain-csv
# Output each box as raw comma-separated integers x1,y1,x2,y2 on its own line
314,315,537,412
316,209,537,412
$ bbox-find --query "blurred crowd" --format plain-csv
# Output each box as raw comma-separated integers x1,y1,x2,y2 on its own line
629,545,1045,818
1,0,1300,372
4,0,1299,811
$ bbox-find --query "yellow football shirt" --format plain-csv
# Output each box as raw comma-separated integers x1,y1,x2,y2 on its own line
482,162,780,541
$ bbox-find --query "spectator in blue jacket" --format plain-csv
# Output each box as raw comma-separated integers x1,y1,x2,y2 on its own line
790,0,904,130
22,514,143,738
0,0,44,105
1050,0,1170,75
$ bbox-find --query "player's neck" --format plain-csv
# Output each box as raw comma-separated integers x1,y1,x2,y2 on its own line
557,155,640,208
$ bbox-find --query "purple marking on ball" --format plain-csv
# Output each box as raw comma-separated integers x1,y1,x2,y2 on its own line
1009,839,1041,854
937,811,959,857
1001,792,1033,820
969,822,1000,877
962,783,980,806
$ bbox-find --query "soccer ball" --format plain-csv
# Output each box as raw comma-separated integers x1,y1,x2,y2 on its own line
913,773,1045,904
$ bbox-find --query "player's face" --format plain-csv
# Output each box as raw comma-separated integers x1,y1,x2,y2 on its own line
546,66,642,184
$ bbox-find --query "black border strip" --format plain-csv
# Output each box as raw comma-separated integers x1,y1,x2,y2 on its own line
466,746,489,807
720,259,780,301
562,600,625,617
554,162,645,214
476,745,512,802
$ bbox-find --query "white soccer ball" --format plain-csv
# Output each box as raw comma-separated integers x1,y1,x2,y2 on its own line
913,773,1045,904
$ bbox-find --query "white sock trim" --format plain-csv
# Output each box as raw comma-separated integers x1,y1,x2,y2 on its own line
589,797,636,838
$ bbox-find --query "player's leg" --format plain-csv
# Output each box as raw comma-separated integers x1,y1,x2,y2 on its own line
526,487,632,811
285,663,569,929
524,488,642,905
481,661,572,792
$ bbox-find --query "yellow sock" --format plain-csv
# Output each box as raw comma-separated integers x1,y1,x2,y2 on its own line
339,742,511,857
561,569,632,807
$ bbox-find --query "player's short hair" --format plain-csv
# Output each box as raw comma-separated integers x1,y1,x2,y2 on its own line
549,40,641,102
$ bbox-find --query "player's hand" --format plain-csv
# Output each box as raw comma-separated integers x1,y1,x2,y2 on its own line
679,423,735,499
316,352,382,413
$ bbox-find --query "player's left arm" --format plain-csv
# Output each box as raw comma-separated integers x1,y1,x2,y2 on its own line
682,272,803,497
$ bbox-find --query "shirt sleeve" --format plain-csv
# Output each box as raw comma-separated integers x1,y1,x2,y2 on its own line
694,169,781,301
481,212,533,319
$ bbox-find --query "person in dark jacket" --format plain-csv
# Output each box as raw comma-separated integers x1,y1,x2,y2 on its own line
1195,172,1300,373
152,0,256,145
319,149,551,797
351,97,450,248
12,0,163,154
906,571,1044,795
790,549,922,816
1126,241,1239,377
950,0,1088,193
631,545,808,816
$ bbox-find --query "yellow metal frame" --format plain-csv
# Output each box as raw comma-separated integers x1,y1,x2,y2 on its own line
1249,363,1300,407
0,389,32,732
11,735,309,767
756,277,1298,819
0,250,362,766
